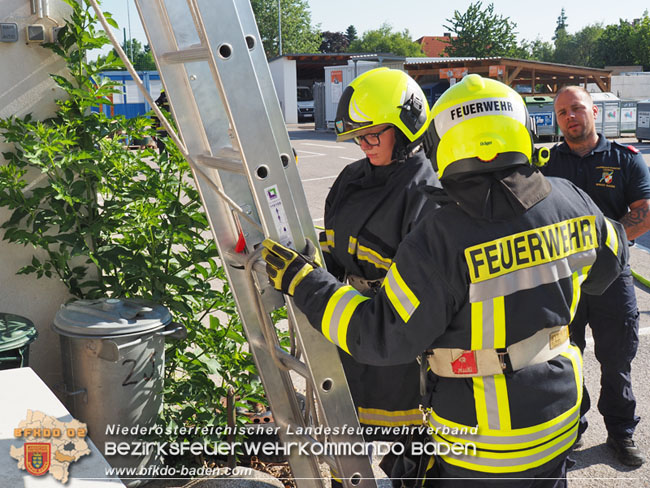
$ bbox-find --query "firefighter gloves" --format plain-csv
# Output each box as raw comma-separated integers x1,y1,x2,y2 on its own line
262,238,321,296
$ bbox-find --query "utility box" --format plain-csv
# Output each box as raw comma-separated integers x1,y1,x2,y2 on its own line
620,100,637,134
590,92,620,138
636,100,650,143
324,61,379,129
525,96,556,139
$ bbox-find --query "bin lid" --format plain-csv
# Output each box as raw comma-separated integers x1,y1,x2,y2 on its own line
0,313,38,352
53,298,172,338
524,96,554,104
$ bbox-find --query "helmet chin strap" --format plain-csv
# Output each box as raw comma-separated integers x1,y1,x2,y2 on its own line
392,131,424,164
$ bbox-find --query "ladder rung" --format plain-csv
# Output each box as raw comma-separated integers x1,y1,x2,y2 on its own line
161,45,209,64
274,346,309,378
196,154,245,174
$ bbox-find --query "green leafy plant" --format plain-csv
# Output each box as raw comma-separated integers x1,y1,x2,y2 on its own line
0,0,266,459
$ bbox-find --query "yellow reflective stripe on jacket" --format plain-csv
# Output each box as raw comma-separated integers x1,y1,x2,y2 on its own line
428,346,582,451
382,264,420,323
470,296,506,350
356,243,392,270
569,265,591,321
473,374,510,431
468,249,596,303
348,236,358,255
357,407,423,427
433,424,577,473
320,229,335,253
321,286,369,354
428,404,579,451
604,218,619,256
346,235,392,271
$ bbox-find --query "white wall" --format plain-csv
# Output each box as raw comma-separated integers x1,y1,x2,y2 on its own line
611,73,650,101
0,0,73,389
269,57,298,124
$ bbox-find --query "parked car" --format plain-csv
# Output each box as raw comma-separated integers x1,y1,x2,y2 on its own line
297,86,314,122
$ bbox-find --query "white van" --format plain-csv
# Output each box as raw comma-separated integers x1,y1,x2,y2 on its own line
297,86,314,122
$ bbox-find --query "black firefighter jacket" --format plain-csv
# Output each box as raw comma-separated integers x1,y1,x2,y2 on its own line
300,169,628,476
318,149,441,433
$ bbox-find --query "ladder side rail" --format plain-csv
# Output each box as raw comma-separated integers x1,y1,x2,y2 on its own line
232,0,317,238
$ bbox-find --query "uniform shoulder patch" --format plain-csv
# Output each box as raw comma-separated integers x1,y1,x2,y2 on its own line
626,144,640,154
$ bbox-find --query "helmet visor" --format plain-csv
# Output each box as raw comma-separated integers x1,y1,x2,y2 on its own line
334,85,373,140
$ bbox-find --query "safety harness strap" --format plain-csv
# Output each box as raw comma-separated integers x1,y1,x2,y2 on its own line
427,326,569,377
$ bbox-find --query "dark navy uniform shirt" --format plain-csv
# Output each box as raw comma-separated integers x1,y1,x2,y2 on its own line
542,134,650,220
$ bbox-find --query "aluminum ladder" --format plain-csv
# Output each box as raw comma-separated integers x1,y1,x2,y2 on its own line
89,1,377,487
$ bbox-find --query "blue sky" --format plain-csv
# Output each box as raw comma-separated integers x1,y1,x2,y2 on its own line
93,0,649,57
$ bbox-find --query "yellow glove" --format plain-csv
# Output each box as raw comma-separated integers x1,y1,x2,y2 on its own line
262,238,321,296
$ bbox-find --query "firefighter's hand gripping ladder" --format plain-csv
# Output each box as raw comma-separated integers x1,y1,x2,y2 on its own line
88,1,377,486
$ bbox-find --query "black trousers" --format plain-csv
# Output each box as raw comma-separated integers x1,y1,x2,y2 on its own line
425,457,568,488
571,269,640,439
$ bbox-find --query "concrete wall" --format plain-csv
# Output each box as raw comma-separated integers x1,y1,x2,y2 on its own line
0,0,73,389
611,73,650,101
269,57,298,124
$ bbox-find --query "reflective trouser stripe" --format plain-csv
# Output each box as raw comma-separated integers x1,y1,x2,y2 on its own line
357,407,423,426
356,243,392,271
321,286,368,354
382,264,420,323
604,218,619,256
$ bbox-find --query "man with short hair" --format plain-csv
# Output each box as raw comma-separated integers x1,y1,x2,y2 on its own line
541,85,650,467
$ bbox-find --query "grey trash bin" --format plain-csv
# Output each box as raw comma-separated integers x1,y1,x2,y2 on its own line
636,100,650,143
53,298,185,486
525,96,556,140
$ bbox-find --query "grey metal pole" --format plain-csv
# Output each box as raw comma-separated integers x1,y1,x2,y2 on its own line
278,0,282,56
126,0,133,61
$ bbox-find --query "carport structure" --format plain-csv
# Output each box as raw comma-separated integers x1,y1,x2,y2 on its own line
405,57,613,94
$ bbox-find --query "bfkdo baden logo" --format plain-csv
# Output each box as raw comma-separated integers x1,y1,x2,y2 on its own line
25,443,51,476
10,410,90,484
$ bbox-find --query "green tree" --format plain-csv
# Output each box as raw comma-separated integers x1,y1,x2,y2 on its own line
443,1,519,57
552,27,575,65
593,20,637,67
250,0,320,57
347,23,424,56
319,31,349,53
94,38,156,71
346,25,358,44
519,37,555,62
554,8,568,40
572,24,604,67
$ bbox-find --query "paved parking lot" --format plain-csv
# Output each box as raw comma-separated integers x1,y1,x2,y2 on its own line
288,123,650,486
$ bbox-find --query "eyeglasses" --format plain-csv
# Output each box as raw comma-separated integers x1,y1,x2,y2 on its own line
353,126,393,147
